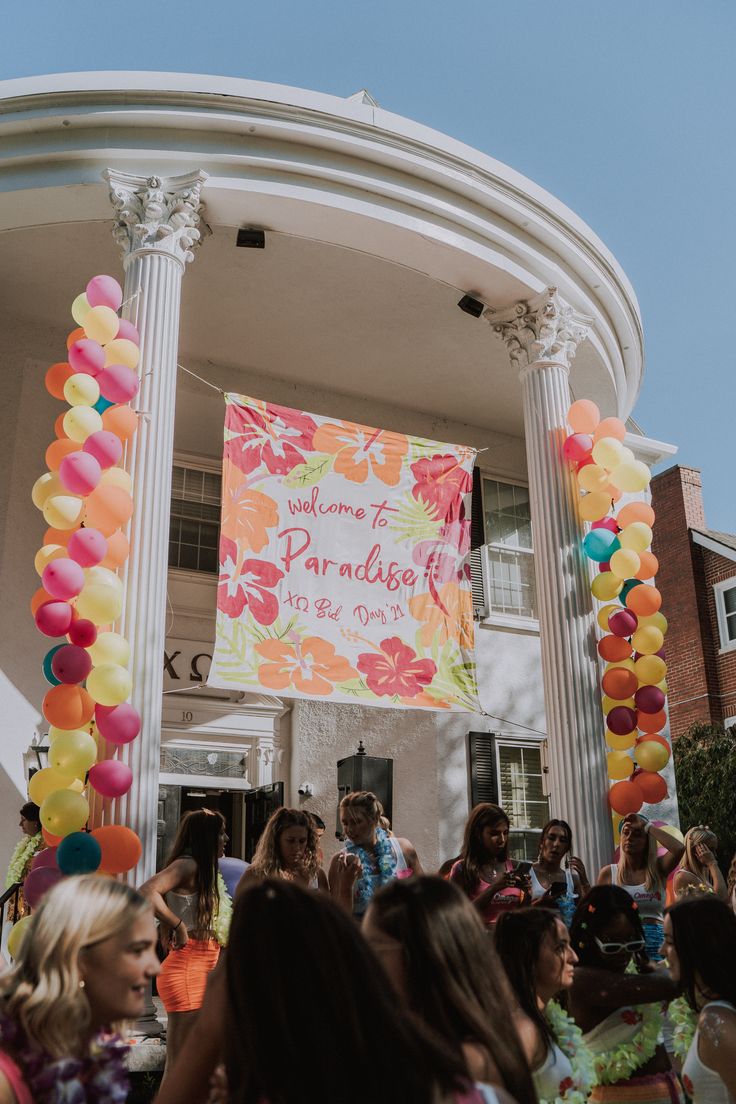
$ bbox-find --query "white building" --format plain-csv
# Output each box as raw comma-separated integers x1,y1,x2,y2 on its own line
0,72,676,882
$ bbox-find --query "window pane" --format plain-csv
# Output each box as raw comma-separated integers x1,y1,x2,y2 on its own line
169,465,222,575
486,547,537,618
497,744,549,834
724,587,736,616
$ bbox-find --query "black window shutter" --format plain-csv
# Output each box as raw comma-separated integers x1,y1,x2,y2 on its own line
469,468,488,615
470,467,485,550
469,731,499,806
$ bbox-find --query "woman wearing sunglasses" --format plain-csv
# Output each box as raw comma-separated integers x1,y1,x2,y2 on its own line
568,885,682,1104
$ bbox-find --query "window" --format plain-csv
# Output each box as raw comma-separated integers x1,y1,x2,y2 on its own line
715,580,736,651
470,474,537,620
168,464,221,574
468,733,550,861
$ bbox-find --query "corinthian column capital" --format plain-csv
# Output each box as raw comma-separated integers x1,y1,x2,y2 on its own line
488,286,591,373
104,169,209,267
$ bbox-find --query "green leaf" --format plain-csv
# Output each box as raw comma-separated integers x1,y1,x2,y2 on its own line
283,453,334,488
338,678,374,697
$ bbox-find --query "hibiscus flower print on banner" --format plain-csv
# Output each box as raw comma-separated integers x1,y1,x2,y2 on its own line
357,637,437,698
411,454,472,523
256,636,358,696
225,399,317,477
409,582,474,648
312,420,408,486
217,538,283,625
221,483,278,554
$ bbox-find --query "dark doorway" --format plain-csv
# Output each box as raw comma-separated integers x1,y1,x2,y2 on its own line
243,782,284,860
156,785,246,870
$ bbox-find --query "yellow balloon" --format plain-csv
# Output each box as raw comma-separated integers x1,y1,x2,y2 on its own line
84,305,119,344
40,789,89,837
632,625,664,655
75,583,123,625
7,916,33,960
49,730,98,779
63,406,103,443
103,338,140,370
88,631,130,667
71,293,91,326
591,572,623,601
84,566,122,590
609,460,651,493
657,679,668,694
635,741,671,772
28,766,75,805
100,467,133,494
48,724,89,743
87,663,132,707
598,603,620,631
67,778,86,794
602,694,635,714
606,730,637,751
43,493,85,530
634,655,667,684
612,815,621,845
605,657,635,673
607,750,634,780
638,611,668,636
63,373,100,408
34,544,67,576
610,548,641,580
32,472,63,509
619,522,653,554
580,491,612,522
592,437,626,471
578,464,610,493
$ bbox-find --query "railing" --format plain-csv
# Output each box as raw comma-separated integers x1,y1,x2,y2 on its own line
0,883,22,930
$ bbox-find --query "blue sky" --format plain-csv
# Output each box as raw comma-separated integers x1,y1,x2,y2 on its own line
2,0,733,529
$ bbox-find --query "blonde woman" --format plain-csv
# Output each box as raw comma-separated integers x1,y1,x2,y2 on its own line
0,875,159,1104
237,808,328,894
672,826,727,901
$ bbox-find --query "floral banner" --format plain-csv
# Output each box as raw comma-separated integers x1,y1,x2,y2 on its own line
208,395,479,711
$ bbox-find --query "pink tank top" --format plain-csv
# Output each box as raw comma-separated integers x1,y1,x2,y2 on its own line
451,859,523,924
0,1051,33,1104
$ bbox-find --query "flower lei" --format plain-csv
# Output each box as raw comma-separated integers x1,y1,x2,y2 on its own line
542,1001,596,1104
669,996,697,1063
591,1003,662,1084
5,833,43,889
344,826,398,912
0,1009,129,1104
214,873,232,946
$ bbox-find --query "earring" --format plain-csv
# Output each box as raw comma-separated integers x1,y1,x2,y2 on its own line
79,979,86,990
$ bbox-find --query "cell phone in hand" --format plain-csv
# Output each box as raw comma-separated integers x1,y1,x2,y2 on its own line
550,880,567,899
514,861,532,876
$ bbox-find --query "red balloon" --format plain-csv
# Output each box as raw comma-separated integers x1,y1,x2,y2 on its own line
607,706,638,736
95,703,141,745
635,770,668,805
30,846,58,871
68,619,98,647
609,779,644,816
35,600,73,638
51,644,93,685
593,517,619,533
89,760,133,799
635,685,666,715
563,433,593,462
23,865,63,909
609,610,638,638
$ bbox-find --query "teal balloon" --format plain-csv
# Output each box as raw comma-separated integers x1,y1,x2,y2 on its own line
57,831,102,875
93,396,115,413
583,529,620,563
42,644,65,686
619,579,644,604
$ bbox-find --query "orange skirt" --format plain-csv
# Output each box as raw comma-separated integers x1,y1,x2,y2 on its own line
157,938,220,1013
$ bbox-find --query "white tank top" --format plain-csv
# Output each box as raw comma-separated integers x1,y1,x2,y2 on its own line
530,866,575,902
610,865,665,923
533,1041,574,1102
681,1001,736,1104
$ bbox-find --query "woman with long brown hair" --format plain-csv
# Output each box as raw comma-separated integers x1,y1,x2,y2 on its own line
671,826,727,901
237,808,327,892
449,803,531,925
139,807,228,1076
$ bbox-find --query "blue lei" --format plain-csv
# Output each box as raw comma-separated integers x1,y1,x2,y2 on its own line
345,827,398,914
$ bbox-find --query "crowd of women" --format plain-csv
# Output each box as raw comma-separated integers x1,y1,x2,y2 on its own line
1,795,736,1104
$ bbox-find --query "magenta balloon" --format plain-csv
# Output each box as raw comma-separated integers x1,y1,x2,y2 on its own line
82,430,123,469
68,619,98,647
95,703,141,745
41,559,85,602
609,610,638,638
86,275,123,312
68,339,105,377
59,452,102,496
51,644,93,684
592,518,619,533
97,364,139,404
562,433,593,462
67,528,108,568
35,601,73,637
23,865,63,909
607,706,638,736
89,759,133,798
115,319,140,345
635,685,666,714
31,846,58,871
598,561,611,573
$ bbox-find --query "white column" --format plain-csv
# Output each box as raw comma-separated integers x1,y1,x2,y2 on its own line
104,170,208,882
492,288,613,875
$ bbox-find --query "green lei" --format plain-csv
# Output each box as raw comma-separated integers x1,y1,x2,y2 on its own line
543,1001,596,1104
592,1003,662,1085
669,996,697,1062
5,833,42,888
213,873,232,946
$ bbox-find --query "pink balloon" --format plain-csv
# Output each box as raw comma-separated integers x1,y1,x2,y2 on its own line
86,275,123,312
609,610,638,638
59,452,102,496
593,518,619,533
116,319,140,345
41,559,85,601
635,685,666,715
68,339,105,377
98,364,139,404
562,433,593,462
68,528,108,568
89,759,133,798
31,846,58,871
95,703,141,745
68,619,98,647
35,601,73,637
24,865,63,909
51,644,93,684
607,706,638,736
83,430,123,469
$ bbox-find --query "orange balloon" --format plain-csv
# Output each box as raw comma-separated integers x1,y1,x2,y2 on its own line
593,417,627,443
92,825,142,874
626,586,662,617
54,413,68,439
101,529,130,568
604,484,623,504
598,635,633,663
635,551,659,581
84,486,134,536
66,327,86,349
42,827,63,846
608,779,644,816
101,405,138,442
617,502,655,529
636,770,667,804
638,709,667,733
42,684,95,729
44,527,75,547
31,587,54,616
45,362,75,401
46,438,81,471
601,667,638,700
